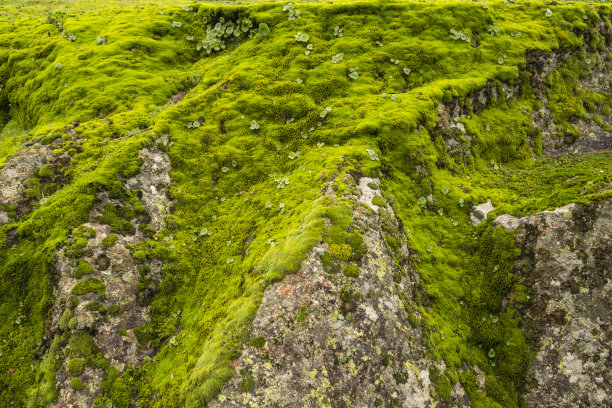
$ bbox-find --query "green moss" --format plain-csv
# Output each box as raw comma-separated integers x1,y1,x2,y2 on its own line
328,243,352,261
68,358,85,377
0,1,610,406
71,277,106,298
73,260,94,278
65,237,89,258
372,195,386,207
108,304,122,316
71,377,84,391
343,264,360,278
67,295,81,310
68,317,78,330
249,337,265,348
85,301,107,314
69,332,94,358
102,234,119,249
97,204,136,235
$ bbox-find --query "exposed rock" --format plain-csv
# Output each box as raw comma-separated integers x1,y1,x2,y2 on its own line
499,200,611,407
48,137,171,407
358,176,381,212
125,134,171,230
494,203,575,231
0,144,54,223
470,199,495,226
211,184,468,408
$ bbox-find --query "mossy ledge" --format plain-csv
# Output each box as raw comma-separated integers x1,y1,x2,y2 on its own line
0,1,611,407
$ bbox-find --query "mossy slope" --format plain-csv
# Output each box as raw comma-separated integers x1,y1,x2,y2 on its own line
0,1,610,407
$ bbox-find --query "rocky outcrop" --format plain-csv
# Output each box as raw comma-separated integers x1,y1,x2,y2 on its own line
496,200,611,407
48,137,172,407
211,177,470,408
0,144,54,223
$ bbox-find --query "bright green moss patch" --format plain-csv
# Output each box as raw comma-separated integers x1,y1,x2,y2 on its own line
328,243,352,261
97,204,136,236
372,195,386,207
0,0,611,407
69,332,95,358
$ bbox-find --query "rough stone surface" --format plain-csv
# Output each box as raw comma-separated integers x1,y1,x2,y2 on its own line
500,201,611,407
470,199,495,226
0,144,54,223
125,134,171,230
211,179,471,408
49,139,171,408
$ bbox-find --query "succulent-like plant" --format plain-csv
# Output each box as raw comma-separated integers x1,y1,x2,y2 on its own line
96,37,106,45
449,29,470,43
331,53,344,64
487,25,500,36
334,26,343,37
545,8,553,18
294,32,309,42
366,149,379,161
172,21,182,28
283,3,300,21
259,23,270,37
250,120,260,130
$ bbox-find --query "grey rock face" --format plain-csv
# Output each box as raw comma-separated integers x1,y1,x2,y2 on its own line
471,199,495,226
49,138,171,408
0,144,54,223
500,201,611,407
